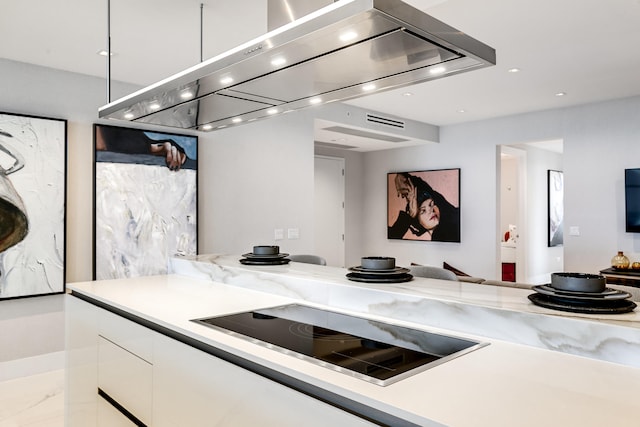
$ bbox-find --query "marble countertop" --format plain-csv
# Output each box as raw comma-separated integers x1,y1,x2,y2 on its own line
68,267,640,427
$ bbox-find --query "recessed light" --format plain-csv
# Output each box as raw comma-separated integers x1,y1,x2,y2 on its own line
232,117,242,123
429,66,446,75
267,108,279,115
339,31,358,42
271,57,286,67
97,50,114,56
402,92,413,97
220,76,233,85
149,102,160,110
180,91,194,99
202,124,213,131
124,112,134,120
309,97,322,105
458,109,466,113
507,68,521,73
362,83,376,92
555,92,567,97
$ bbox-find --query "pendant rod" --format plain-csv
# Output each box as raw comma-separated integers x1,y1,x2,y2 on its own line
106,0,111,103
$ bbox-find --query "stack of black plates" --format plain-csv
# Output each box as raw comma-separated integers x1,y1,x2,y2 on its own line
240,245,290,266
346,256,413,284
528,272,636,314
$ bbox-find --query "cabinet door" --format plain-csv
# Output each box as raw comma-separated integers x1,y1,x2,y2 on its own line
152,333,376,427
65,295,99,427
98,336,152,426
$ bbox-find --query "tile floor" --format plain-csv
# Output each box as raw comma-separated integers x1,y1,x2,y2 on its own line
0,370,64,427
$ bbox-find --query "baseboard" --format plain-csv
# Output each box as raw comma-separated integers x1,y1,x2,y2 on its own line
0,351,65,382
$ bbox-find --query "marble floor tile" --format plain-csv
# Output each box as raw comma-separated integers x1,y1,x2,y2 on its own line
0,370,64,427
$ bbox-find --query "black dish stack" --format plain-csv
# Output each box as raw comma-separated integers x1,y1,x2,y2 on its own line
347,256,413,284
528,272,636,314
240,245,290,266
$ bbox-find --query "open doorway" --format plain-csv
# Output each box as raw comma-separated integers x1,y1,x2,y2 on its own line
498,140,564,285
499,146,527,282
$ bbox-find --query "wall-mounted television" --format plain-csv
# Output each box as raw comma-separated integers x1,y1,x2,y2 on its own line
625,168,640,233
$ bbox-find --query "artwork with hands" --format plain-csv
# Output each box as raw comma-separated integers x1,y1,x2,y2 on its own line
387,169,461,242
93,124,197,280
0,112,66,299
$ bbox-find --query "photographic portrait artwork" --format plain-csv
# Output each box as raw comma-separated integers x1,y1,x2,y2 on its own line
548,169,564,247
94,124,197,280
388,169,461,242
0,112,66,299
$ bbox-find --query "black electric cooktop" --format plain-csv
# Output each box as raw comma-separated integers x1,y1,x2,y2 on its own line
192,304,486,386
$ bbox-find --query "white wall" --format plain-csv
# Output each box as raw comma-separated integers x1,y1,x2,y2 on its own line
0,58,141,375
361,97,640,280
500,156,518,237
199,112,315,256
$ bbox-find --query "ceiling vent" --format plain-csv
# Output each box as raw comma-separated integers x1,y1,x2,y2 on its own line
366,113,405,129
322,125,409,143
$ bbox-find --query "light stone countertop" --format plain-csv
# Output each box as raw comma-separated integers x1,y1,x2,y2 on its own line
68,266,640,427
170,255,640,368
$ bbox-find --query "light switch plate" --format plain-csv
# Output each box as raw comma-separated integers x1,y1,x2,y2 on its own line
569,226,580,236
287,228,299,239
274,228,284,240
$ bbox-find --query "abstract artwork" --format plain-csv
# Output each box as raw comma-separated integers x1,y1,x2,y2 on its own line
0,112,66,299
94,124,197,280
548,169,564,247
388,169,461,242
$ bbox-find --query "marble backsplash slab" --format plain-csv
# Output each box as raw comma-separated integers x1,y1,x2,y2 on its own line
170,255,640,369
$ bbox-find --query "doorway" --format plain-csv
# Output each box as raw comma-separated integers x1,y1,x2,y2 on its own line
498,140,564,284
314,155,345,267
499,146,527,282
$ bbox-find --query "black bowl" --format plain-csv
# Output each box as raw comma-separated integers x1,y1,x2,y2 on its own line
550,272,606,293
361,256,396,270
252,245,280,255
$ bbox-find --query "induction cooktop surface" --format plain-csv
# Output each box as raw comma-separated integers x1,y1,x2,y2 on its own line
192,304,487,386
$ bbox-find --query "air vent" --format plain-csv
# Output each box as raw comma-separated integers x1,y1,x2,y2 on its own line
322,126,409,143
366,114,406,129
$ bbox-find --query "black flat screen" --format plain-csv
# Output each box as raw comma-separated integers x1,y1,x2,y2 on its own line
626,168,640,233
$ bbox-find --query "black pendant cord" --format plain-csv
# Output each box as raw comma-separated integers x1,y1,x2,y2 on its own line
106,0,111,103
200,3,204,62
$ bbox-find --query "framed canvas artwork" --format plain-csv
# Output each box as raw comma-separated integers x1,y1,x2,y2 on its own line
548,169,564,247
388,168,461,242
0,112,67,299
93,124,198,280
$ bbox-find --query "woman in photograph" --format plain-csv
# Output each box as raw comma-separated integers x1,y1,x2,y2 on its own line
388,172,460,242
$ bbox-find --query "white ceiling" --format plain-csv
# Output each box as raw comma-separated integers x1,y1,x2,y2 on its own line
2,0,640,150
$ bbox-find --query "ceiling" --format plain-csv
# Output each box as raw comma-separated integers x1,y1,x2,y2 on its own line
2,0,640,151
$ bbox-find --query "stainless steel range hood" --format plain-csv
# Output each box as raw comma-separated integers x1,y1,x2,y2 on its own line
98,0,495,132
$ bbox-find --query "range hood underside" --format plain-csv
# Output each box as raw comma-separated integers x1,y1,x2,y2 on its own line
99,0,496,131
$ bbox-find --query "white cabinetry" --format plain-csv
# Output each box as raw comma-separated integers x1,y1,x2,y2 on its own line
152,333,375,427
66,295,376,427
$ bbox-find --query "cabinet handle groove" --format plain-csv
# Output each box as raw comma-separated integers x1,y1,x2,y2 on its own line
98,387,147,427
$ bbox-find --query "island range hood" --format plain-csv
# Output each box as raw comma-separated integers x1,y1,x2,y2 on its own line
98,0,496,132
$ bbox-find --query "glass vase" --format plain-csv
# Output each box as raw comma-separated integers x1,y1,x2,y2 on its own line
611,251,630,269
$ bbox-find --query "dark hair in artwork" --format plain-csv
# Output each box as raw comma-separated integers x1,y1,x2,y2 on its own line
388,172,460,242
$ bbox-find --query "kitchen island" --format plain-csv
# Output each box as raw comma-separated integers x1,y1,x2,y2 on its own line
65,255,640,426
